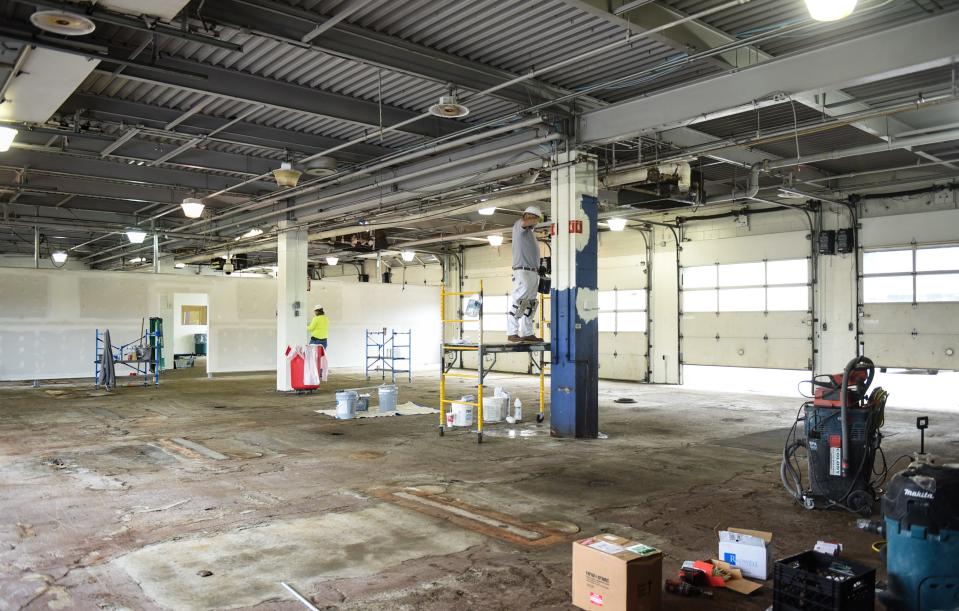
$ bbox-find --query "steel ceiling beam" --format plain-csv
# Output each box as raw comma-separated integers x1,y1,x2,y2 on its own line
0,25,460,140
59,95,395,162
581,10,959,143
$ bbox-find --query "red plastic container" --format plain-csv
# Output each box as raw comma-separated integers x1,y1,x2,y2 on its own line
285,345,324,391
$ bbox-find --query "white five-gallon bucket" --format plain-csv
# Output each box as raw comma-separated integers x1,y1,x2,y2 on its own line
447,397,474,427
335,390,358,419
378,385,398,412
483,396,509,423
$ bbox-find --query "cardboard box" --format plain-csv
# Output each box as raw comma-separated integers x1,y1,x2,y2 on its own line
572,534,662,611
718,528,773,580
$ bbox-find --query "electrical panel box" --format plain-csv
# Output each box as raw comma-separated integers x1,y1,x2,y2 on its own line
836,228,855,254
817,230,836,255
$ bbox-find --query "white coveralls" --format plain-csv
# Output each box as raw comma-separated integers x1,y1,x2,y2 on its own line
508,269,539,337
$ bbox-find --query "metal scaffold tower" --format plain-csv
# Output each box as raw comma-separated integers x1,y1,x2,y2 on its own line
365,328,412,382
94,317,163,388
439,280,549,443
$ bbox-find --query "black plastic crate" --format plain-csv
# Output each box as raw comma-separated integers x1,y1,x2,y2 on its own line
773,551,875,611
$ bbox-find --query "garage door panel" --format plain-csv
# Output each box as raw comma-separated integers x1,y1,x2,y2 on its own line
682,337,811,369
601,332,647,355
862,303,959,369
599,354,648,381
863,303,959,335
682,312,811,339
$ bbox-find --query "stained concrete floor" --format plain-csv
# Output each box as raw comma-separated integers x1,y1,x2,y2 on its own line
1,367,957,611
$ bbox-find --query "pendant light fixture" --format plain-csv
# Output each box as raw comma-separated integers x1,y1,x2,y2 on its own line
804,0,857,21
487,234,504,247
125,228,147,244
607,218,628,232
273,161,302,188
181,197,205,219
0,126,17,152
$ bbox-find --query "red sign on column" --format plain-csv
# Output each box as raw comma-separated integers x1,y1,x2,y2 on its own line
569,220,583,234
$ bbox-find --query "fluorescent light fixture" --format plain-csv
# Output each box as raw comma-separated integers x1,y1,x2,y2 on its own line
804,0,857,21
125,228,147,244
401,250,415,262
50,250,68,264
487,234,504,247
607,218,628,232
325,256,339,266
478,207,496,216
129,257,145,264
0,126,17,152
174,262,186,269
235,228,263,241
181,197,205,219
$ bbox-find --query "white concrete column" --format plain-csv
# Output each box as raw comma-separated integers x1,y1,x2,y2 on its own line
276,221,309,391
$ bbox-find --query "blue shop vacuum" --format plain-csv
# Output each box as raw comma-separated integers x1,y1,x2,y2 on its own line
859,418,959,611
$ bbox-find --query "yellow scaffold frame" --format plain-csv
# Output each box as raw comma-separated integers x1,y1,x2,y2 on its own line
439,280,548,443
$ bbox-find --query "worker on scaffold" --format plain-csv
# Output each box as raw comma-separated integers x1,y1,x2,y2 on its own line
508,205,544,343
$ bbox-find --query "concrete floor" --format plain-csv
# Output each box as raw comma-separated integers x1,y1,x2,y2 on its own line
1,366,957,610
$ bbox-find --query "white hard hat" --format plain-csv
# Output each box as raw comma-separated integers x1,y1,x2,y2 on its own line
524,205,543,218
314,304,323,310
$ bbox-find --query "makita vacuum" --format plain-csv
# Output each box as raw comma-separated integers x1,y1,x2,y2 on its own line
782,355,889,515
859,419,959,611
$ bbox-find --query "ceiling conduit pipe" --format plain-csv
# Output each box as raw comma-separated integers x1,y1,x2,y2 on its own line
172,188,553,265
182,117,547,227
219,133,561,230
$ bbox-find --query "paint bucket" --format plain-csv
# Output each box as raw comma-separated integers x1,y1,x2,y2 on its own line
482,396,508,423
378,385,398,412
447,396,474,427
335,390,358,419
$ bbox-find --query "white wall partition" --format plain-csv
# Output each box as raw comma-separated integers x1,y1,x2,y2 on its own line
0,268,441,381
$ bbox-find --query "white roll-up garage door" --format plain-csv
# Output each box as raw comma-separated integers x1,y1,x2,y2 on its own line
860,209,959,370
680,231,813,370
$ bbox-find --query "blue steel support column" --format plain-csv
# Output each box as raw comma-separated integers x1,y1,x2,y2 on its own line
550,151,599,438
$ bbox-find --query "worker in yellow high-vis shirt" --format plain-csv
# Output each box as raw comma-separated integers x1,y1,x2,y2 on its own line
307,305,329,348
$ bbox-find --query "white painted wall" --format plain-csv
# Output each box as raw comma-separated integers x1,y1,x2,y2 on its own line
0,268,276,380
0,267,443,381
308,281,440,370
171,293,208,355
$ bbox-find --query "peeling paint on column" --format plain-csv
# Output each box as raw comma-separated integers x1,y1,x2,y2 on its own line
576,287,599,323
